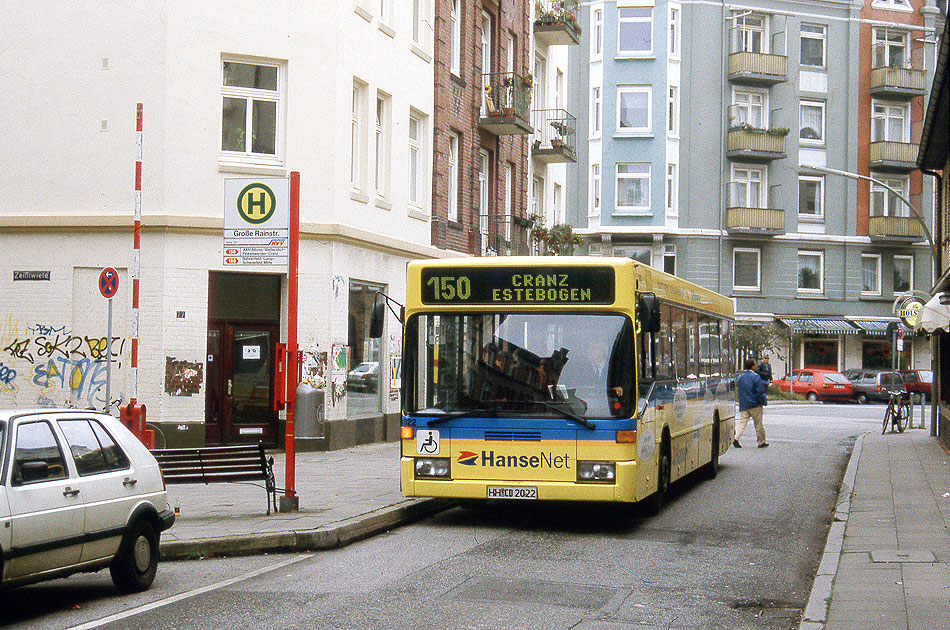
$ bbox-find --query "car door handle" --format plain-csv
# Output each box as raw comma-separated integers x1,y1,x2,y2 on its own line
123,477,138,487
63,487,80,498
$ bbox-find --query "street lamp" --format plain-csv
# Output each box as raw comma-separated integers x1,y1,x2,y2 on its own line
802,164,937,260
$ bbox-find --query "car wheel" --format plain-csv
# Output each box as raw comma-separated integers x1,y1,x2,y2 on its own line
110,518,159,593
806,391,819,402
857,393,868,404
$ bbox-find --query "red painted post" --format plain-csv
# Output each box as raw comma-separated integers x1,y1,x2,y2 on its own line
282,171,300,511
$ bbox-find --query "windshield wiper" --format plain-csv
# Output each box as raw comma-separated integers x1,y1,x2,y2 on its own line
525,399,596,429
412,408,499,427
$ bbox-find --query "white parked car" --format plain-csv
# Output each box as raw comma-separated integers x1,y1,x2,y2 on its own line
0,410,174,591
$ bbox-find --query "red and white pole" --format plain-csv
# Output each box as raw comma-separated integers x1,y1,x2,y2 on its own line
281,171,300,511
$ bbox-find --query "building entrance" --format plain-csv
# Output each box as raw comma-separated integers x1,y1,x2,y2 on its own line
206,272,281,446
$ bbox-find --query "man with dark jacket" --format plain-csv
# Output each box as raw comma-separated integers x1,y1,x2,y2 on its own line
734,358,768,448
756,355,773,384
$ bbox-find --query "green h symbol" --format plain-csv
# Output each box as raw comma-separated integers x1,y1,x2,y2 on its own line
247,192,267,218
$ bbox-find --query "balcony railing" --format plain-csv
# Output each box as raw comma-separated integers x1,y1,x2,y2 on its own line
727,51,788,85
534,0,581,46
726,207,785,235
531,109,576,164
868,215,924,241
868,141,918,171
869,66,927,99
479,72,533,136
726,126,787,161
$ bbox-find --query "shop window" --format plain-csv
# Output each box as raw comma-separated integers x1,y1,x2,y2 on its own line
803,339,837,369
348,280,386,417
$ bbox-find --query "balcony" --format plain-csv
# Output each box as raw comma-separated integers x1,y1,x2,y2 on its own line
479,72,533,136
726,207,785,236
868,215,924,242
534,0,581,46
868,141,918,171
531,109,577,164
727,51,788,85
869,66,927,99
726,126,787,161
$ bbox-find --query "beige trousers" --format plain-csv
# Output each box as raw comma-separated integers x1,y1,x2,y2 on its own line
735,406,766,445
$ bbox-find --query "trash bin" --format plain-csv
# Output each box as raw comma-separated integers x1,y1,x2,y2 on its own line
294,383,325,451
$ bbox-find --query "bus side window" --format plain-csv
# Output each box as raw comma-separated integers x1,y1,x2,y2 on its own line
657,303,674,382
672,306,688,380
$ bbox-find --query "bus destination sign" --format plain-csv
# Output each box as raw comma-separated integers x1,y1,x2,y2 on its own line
420,266,615,305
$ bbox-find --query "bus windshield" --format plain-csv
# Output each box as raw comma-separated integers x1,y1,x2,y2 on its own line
405,312,635,419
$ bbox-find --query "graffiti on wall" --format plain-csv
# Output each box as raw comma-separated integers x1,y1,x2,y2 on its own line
330,344,348,405
164,357,204,396
0,316,128,409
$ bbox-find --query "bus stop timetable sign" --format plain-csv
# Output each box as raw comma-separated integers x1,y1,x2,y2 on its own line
223,177,290,266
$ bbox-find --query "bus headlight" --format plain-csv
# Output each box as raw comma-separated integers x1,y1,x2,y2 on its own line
415,458,451,478
577,461,616,483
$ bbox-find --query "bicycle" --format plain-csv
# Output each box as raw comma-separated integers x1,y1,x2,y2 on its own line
882,389,910,434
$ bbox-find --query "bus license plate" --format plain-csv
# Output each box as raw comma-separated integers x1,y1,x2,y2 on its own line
487,486,538,500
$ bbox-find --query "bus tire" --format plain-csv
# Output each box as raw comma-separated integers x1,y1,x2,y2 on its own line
644,444,670,516
703,420,720,480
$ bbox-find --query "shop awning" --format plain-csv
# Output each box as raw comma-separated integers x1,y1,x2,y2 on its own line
778,318,860,335
915,294,950,333
848,320,913,336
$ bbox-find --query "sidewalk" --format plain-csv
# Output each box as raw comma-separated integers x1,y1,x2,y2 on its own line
800,427,950,629
158,441,452,560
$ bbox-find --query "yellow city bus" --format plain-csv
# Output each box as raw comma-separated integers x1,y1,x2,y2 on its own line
386,256,735,511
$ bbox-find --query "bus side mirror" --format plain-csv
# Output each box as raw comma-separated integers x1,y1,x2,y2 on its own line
638,293,660,333
369,298,386,339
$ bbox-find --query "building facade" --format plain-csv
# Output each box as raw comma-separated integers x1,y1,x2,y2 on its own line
568,0,942,377
0,1,449,449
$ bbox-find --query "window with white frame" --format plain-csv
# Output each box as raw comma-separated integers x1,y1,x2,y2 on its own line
531,176,544,221
408,111,425,209
736,13,766,53
874,28,909,69
555,69,564,111
379,0,391,24
592,7,603,58
797,250,824,292
533,54,547,111
450,0,461,76
872,101,909,142
798,175,824,218
669,6,680,58
448,132,459,222
412,0,429,48
375,92,391,199
663,245,676,275
731,165,765,208
800,24,826,68
666,163,678,217
733,248,761,291
591,87,601,136
504,162,514,244
893,255,913,293
553,183,562,224
615,163,651,213
221,60,282,161
668,86,678,136
506,33,515,73
871,0,912,12
478,150,489,249
871,175,910,217
800,100,825,144
862,254,882,295
732,89,765,128
481,11,492,75
618,6,653,56
351,80,367,190
589,164,601,217
617,86,651,132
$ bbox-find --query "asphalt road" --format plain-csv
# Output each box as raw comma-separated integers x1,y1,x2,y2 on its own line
2,403,897,630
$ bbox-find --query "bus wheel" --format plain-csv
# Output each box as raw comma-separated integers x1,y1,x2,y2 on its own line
704,423,720,480
644,449,670,516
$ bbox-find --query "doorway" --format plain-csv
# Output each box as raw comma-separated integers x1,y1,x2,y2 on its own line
206,272,281,446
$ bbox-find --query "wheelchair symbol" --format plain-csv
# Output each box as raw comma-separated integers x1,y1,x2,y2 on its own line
416,429,440,455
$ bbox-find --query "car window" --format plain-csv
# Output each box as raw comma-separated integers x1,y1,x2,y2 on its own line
799,372,814,383
882,373,903,389
59,419,130,475
12,421,68,485
920,371,933,383
900,371,918,383
824,373,849,384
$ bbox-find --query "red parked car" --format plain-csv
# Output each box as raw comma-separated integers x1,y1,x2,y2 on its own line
899,370,932,402
772,369,854,402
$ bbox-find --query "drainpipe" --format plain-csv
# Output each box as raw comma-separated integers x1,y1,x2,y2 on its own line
921,168,943,437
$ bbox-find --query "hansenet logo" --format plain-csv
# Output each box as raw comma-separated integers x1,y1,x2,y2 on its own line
457,450,572,469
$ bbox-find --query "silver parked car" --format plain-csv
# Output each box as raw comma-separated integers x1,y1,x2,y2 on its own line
0,410,174,591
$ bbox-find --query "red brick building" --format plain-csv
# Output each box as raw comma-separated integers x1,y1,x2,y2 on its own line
432,0,534,255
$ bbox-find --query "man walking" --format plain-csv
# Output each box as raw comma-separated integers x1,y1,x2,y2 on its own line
756,355,773,384
734,358,768,448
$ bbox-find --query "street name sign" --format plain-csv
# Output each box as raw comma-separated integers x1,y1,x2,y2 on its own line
223,177,290,266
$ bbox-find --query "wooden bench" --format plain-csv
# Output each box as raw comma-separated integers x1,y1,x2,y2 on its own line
152,442,277,515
